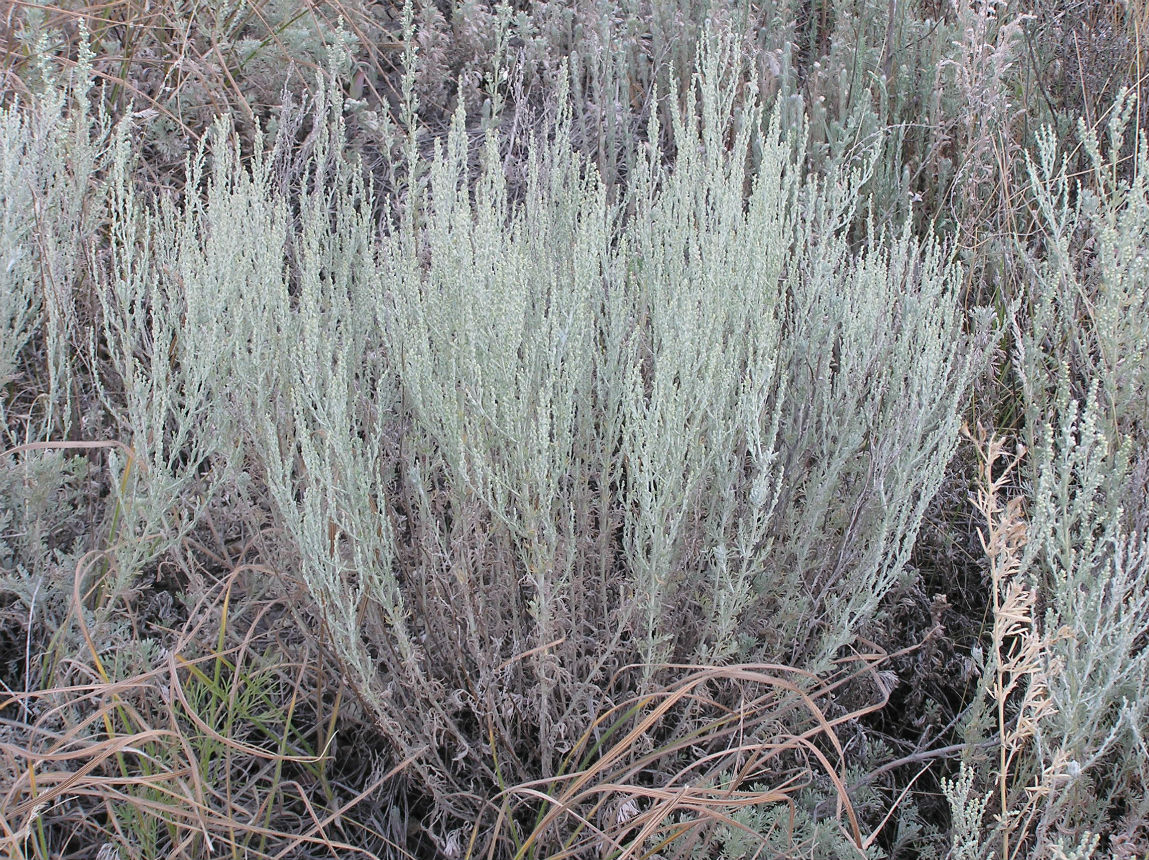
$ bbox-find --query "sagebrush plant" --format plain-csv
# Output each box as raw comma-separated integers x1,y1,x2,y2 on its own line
1004,98,1149,849
942,92,1149,858
1019,93,1149,440
119,26,993,848
0,31,110,762
0,42,385,860
948,405,1149,859
1026,391,1149,849
90,115,246,601
0,27,109,441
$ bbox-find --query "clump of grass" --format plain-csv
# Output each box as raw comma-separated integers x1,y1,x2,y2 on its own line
0,566,385,860
468,658,892,860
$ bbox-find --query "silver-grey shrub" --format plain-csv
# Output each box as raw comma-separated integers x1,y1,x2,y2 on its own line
604,35,990,677
767,208,991,671
1020,97,1149,442
0,33,108,438
91,116,246,595
0,36,111,660
1005,96,1149,846
606,36,792,671
387,82,612,782
1027,390,1149,843
100,36,990,837
0,101,44,423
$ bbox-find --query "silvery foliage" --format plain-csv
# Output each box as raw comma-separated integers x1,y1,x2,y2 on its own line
104,31,991,814
607,34,990,674
609,36,793,671
761,187,990,671
0,30,106,436
0,100,43,421
388,73,610,755
93,116,244,589
0,34,111,629
1014,94,1149,841
943,764,990,860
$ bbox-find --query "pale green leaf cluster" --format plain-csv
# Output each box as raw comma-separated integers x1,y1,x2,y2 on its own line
946,91,1149,855
92,117,245,592
0,41,111,686
96,35,989,821
0,29,107,436
1004,97,1149,845
942,764,989,860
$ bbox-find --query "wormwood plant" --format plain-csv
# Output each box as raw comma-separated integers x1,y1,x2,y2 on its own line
3,20,998,856
945,97,1149,856
0,30,108,440
1026,391,1149,847
0,99,44,426
6,3,1149,857
1010,103,1149,843
945,412,1147,860
1019,94,1149,440
1020,91,1149,723
602,35,792,672
0,33,113,738
112,33,994,849
93,115,243,607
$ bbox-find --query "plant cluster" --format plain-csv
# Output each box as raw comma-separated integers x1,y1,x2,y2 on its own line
0,1,1146,859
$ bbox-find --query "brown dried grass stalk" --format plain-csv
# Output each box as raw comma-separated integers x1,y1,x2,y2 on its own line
965,422,1059,860
0,564,392,860
467,656,894,860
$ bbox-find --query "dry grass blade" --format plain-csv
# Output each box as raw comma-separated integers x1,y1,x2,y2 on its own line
962,421,1064,860
0,559,396,860
476,657,892,860
1,727,179,844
